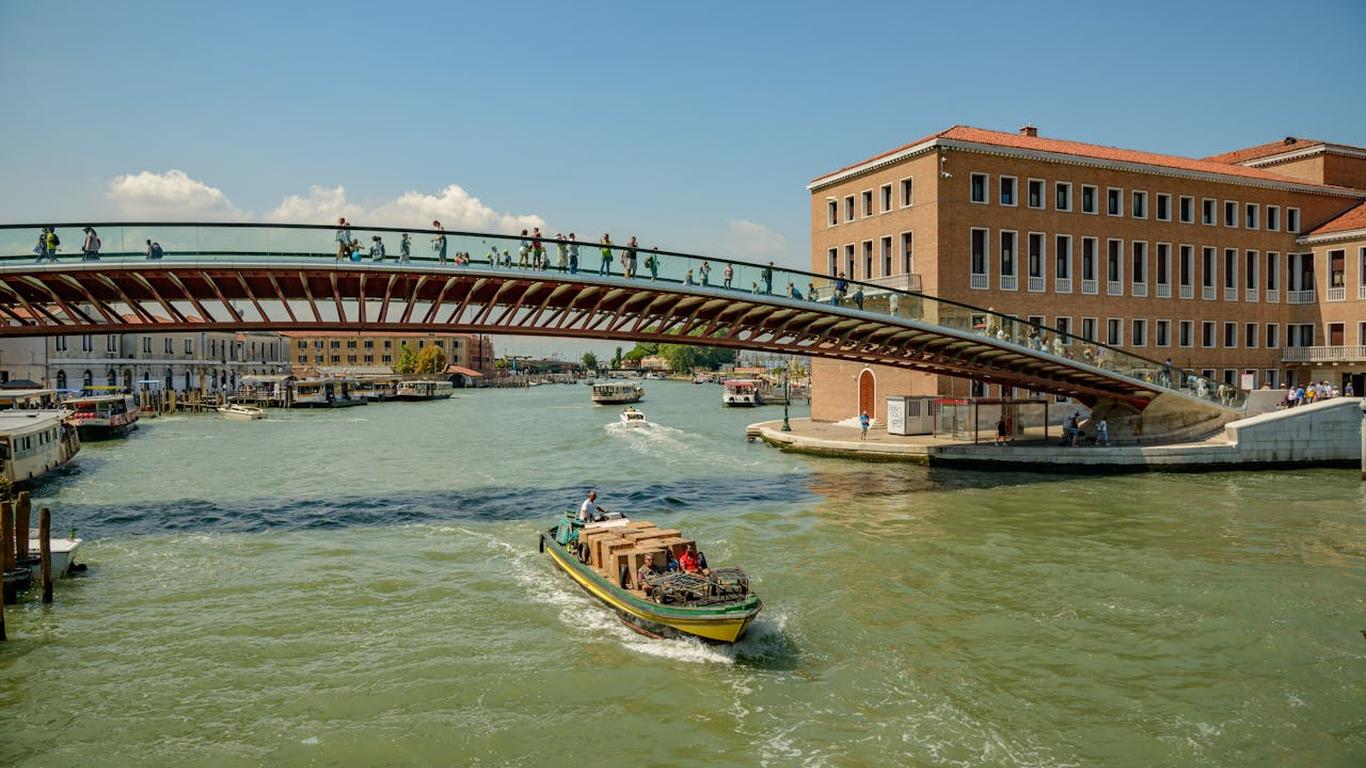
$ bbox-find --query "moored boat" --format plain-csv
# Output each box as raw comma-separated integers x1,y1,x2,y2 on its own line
395,379,455,401
290,378,367,408
217,403,266,420
25,529,82,578
619,406,648,427
0,409,80,486
66,392,140,439
721,379,763,407
539,512,761,643
591,382,644,405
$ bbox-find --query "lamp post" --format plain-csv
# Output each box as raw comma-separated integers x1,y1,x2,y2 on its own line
781,361,792,432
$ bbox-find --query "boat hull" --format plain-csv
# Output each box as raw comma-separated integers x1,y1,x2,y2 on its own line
75,421,136,440
540,531,759,643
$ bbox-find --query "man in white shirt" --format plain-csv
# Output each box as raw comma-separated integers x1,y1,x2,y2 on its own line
579,490,599,523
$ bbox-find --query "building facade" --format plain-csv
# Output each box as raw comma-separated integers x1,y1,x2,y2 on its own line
809,126,1366,422
281,332,494,375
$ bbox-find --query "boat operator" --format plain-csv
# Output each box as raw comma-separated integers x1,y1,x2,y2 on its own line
579,490,606,523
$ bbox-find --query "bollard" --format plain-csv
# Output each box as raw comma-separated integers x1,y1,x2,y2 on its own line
40,508,51,604
15,492,30,561
0,501,13,575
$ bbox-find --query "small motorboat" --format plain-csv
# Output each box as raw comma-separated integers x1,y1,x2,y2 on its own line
217,404,266,421
619,407,648,427
26,530,82,578
539,511,761,643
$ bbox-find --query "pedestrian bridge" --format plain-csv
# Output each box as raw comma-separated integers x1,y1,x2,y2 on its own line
0,222,1240,413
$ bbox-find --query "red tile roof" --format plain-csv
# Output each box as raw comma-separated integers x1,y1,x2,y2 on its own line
812,125,1346,188
1310,201,1366,236
1204,137,1326,164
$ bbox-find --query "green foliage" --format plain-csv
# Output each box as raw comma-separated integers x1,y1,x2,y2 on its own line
611,346,624,368
581,352,598,370
657,343,735,373
414,345,448,375
623,342,658,362
395,343,418,375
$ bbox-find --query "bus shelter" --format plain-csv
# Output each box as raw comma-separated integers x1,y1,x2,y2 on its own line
933,397,1051,444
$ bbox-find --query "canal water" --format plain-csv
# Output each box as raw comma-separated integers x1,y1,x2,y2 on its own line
1,381,1362,767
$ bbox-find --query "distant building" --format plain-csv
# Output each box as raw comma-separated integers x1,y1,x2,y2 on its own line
280,332,493,375
638,354,671,371
809,125,1366,422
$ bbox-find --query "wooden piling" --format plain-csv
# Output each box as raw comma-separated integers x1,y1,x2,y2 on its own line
1,501,14,575
15,491,30,561
39,507,51,604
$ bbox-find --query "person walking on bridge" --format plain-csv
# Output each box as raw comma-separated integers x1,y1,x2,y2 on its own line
699,260,711,286
399,233,411,263
335,218,351,261
32,229,49,263
599,234,613,275
431,220,448,264
723,262,733,289
623,236,639,279
568,233,579,274
82,226,101,261
762,261,774,294
555,233,568,271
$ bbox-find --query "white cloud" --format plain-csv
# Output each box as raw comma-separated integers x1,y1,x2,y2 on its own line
722,219,786,258
107,170,244,219
369,184,544,233
265,185,365,224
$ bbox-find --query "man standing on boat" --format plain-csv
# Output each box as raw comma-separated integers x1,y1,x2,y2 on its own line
579,490,602,523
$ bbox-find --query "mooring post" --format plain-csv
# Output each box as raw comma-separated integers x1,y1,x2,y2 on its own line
15,491,30,561
1360,399,1365,482
39,507,52,604
0,501,7,638
0,501,14,575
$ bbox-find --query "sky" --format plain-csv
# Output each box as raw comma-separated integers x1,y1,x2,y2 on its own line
2,0,1364,357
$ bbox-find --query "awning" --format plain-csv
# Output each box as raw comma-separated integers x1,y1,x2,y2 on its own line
445,365,485,378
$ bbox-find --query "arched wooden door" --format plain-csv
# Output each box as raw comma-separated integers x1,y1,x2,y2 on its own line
857,369,875,416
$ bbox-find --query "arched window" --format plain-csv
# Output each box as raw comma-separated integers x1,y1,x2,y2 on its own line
55,371,67,390
83,370,93,387
107,368,116,387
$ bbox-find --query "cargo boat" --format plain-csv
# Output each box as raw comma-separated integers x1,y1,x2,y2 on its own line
539,512,761,643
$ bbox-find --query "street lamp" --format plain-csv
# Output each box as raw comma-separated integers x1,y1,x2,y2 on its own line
781,360,792,432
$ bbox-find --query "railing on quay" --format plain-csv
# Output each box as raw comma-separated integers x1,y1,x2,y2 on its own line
1282,346,1366,363
0,222,1245,409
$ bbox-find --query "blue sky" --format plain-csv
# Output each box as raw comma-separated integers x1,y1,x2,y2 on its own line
2,0,1363,357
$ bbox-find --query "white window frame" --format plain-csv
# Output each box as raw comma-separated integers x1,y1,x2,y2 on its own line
1224,200,1238,228
1026,231,1047,291
1178,244,1194,297
1201,321,1215,348
1131,318,1148,348
1202,198,1216,226
1155,192,1172,222
1265,323,1278,349
827,199,838,227
1026,178,1045,210
1156,319,1172,348
969,173,989,205
1155,242,1172,297
1244,322,1258,349
1179,195,1195,224
1287,207,1301,233
1179,320,1194,348
1106,238,1124,295
900,231,913,274
1244,249,1259,302
1223,321,1237,349
899,177,914,208
1131,190,1148,219
1244,202,1259,230
1080,184,1098,215
1054,181,1072,212
860,189,874,218
1080,236,1098,294
1266,205,1280,232
1054,234,1073,292
879,183,893,214
1106,187,1123,217
1081,316,1098,343
999,229,1019,290
1131,240,1148,296
1106,317,1123,346
844,195,855,222
999,176,1018,207
969,227,990,288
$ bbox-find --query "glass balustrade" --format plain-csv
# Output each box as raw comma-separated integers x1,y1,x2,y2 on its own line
0,223,1245,408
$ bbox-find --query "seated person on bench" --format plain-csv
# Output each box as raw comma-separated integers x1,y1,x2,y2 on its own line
634,553,664,593
679,543,709,575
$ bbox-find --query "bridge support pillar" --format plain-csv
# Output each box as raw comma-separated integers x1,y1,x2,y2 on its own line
1083,393,1236,446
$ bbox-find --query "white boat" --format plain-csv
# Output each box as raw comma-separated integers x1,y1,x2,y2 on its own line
396,379,455,401
290,378,367,408
619,407,648,427
591,382,644,405
0,410,80,486
722,379,764,407
25,529,82,578
66,392,140,439
217,404,266,420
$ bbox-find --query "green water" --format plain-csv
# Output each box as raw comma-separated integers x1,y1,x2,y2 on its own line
1,382,1363,767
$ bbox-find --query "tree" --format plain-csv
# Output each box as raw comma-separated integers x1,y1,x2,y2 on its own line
414,345,448,374
611,346,624,369
395,343,418,375
581,352,598,370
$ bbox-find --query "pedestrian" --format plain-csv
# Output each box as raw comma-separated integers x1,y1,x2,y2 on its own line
555,233,568,271
349,239,363,263
518,241,530,268
853,286,865,310
995,416,1007,446
599,234,613,275
33,228,49,263
428,220,447,264
644,250,658,280
685,269,695,285
82,226,101,261
807,282,817,301
369,235,385,262
723,263,734,289
859,410,870,440
623,236,638,279
762,261,774,294
335,217,351,261
568,233,579,274
699,261,711,286
400,233,411,263
44,227,60,262
1162,357,1173,387
146,239,164,260
532,227,545,269
1096,417,1109,446
1347,381,1356,397
789,282,801,300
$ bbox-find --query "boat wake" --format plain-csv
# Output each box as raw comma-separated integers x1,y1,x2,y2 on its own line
602,421,702,463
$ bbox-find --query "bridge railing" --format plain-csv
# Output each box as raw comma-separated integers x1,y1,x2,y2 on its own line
0,222,1244,408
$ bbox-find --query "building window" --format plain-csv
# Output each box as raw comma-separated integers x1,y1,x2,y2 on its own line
1156,193,1171,222
1106,318,1122,346
1081,237,1097,285
1081,317,1097,342
55,370,66,390
364,355,374,364
1130,191,1147,219
880,236,893,277
900,177,913,207
827,200,838,226
1055,235,1072,280
1287,208,1300,233
1107,188,1122,216
970,228,988,286
1202,198,1216,225
330,355,340,363
1245,323,1257,348
382,354,392,363
844,195,855,221
82,369,93,387
999,231,1017,283
1266,205,1279,231
880,184,892,213
1266,252,1279,291
1107,239,1123,283
330,340,340,349
55,336,68,352
364,340,374,349
1156,320,1171,347
1329,249,1346,288
1224,248,1238,290
1179,245,1193,290
1027,233,1045,285
862,240,873,279
1202,247,1216,289
970,173,988,204
1081,185,1097,214
999,176,1017,206
164,338,172,354
1223,322,1236,348
827,247,837,276
1131,241,1147,287
1027,179,1044,209
142,337,151,354
1179,320,1193,347
1223,201,1237,227
1156,243,1170,289
347,340,357,349
1201,321,1214,348
900,232,913,274
845,244,855,276
1179,196,1194,224
1131,319,1147,347
1244,203,1258,230
347,355,357,363
1054,182,1072,211
1265,324,1278,348
1245,250,1259,291
861,189,873,217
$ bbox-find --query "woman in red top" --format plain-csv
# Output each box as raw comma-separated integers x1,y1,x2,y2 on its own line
679,545,702,573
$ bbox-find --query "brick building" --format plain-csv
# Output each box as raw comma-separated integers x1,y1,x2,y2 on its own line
808,126,1366,423
281,331,493,375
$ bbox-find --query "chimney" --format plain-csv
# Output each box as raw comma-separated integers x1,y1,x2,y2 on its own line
1019,124,1038,138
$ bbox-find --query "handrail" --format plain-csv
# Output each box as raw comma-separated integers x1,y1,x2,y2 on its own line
0,221,1244,408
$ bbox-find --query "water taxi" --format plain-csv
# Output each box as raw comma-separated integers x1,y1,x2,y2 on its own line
396,379,455,401
619,406,648,427
591,382,644,405
217,403,266,421
539,512,761,643
66,392,140,439
0,410,80,485
721,379,764,407
354,376,400,402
